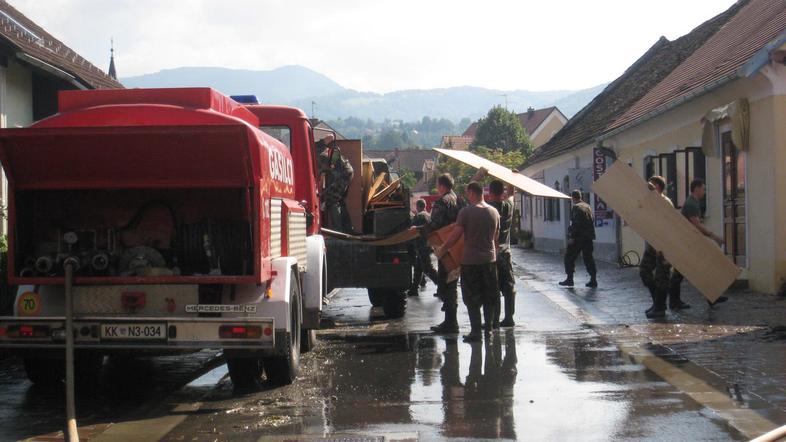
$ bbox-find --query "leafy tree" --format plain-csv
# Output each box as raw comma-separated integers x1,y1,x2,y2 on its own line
472,106,533,155
398,168,418,189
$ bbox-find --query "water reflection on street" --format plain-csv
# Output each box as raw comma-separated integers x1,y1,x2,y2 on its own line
163,286,743,441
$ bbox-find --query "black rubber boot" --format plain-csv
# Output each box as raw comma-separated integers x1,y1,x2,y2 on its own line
586,276,598,288
463,307,482,342
431,307,459,334
646,290,667,319
500,294,515,327
668,285,690,310
559,275,574,286
492,296,501,329
483,302,496,335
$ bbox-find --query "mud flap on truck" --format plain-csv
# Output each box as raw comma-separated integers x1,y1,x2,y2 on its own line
303,235,325,330
226,257,302,389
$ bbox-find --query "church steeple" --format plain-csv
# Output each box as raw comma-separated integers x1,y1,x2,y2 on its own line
108,38,117,79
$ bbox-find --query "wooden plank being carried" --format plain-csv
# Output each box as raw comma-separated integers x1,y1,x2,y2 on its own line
591,162,740,302
434,148,570,199
427,223,464,282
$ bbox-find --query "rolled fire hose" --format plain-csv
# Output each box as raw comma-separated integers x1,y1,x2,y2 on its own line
749,424,786,442
63,257,80,442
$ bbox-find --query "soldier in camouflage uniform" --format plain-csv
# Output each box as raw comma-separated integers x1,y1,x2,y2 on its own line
413,173,462,334
640,176,675,318
408,199,438,296
318,147,354,233
487,179,516,328
559,190,597,288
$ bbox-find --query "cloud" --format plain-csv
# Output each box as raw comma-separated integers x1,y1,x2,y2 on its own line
10,0,737,93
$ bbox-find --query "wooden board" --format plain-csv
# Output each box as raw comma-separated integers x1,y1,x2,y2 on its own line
335,139,363,232
321,227,419,246
366,172,387,206
427,223,464,283
361,161,375,213
434,148,570,199
370,178,401,203
591,162,740,302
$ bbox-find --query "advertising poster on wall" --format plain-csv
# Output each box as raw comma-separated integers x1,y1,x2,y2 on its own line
593,148,614,226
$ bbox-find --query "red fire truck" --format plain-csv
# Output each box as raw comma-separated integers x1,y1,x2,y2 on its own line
0,88,333,389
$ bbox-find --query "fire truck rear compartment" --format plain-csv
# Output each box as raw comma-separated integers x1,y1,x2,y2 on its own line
14,188,253,278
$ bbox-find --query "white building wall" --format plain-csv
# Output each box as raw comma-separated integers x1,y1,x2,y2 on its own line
520,148,618,262
0,59,34,235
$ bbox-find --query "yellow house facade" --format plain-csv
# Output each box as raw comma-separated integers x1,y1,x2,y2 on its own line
520,0,786,294
606,58,786,294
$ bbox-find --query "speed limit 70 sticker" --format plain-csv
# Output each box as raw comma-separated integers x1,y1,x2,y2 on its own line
17,292,41,316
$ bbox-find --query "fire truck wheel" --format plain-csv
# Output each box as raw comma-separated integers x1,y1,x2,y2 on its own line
367,288,386,307
263,269,302,386
23,358,65,386
226,357,264,391
382,290,407,319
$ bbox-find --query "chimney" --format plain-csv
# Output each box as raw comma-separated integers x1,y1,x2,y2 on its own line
527,106,535,118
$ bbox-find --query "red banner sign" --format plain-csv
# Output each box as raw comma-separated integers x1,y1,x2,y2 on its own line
593,148,612,221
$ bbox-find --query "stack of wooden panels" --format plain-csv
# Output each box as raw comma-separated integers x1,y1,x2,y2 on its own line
363,168,405,211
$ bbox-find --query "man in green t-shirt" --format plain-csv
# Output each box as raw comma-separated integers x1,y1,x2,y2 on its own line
668,178,726,309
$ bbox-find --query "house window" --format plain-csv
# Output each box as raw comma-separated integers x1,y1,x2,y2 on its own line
648,148,706,214
644,155,655,180
545,182,561,222
721,131,746,266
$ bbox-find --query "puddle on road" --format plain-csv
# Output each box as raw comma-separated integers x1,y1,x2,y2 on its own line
178,329,743,442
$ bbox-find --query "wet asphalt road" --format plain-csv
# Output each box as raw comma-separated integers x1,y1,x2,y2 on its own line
161,281,743,441
0,274,747,441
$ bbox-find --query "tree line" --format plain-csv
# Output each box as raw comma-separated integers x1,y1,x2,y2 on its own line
327,116,473,149
435,106,534,193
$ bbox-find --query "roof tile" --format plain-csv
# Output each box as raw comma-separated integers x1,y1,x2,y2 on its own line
0,0,122,90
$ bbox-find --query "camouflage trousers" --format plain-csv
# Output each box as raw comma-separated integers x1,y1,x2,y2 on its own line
496,249,515,298
460,262,499,309
411,248,438,291
639,244,671,308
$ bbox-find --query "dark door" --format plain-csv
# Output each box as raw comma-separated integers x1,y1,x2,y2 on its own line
721,131,746,266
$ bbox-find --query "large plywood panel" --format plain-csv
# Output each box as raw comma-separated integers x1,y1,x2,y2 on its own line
335,139,363,233
434,148,570,199
592,162,740,302
427,223,464,282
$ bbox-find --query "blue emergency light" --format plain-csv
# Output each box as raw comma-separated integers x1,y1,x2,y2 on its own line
230,95,260,104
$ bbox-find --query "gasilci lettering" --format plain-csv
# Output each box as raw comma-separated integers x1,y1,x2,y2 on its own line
269,149,294,185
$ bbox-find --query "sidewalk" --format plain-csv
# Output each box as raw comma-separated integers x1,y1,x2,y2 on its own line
511,246,786,435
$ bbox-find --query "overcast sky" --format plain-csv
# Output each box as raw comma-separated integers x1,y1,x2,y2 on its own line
12,0,737,93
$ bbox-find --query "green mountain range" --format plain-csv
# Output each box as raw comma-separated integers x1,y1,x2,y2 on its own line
122,65,606,121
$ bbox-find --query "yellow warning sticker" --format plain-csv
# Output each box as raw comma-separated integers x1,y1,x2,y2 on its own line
17,292,41,316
